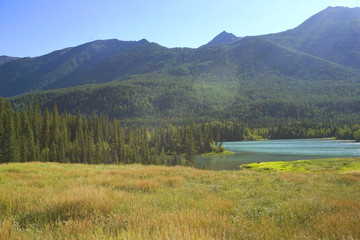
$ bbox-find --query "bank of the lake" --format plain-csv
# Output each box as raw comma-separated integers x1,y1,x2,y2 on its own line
241,157,360,172
200,150,235,156
195,138,360,170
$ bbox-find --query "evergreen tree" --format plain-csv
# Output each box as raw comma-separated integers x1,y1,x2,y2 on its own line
49,104,60,145
159,147,167,165
184,124,197,166
30,98,42,141
0,103,20,163
40,108,50,148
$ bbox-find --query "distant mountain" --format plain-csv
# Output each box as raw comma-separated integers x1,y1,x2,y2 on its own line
0,55,19,65
263,6,360,69
2,7,360,125
0,34,356,97
0,39,151,96
7,36,360,124
2,7,359,97
203,31,241,47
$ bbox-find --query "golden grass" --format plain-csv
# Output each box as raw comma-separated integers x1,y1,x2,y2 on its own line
0,161,359,239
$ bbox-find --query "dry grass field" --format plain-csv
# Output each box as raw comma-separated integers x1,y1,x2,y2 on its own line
0,158,360,239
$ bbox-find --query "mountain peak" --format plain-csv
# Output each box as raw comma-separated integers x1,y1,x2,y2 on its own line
138,38,150,44
203,31,241,47
262,6,360,69
298,6,360,30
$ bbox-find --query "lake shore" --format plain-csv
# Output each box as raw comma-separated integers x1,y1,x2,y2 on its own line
200,150,235,156
196,138,360,170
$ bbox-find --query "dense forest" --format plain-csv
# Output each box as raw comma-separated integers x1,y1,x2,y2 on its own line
1,98,359,166
8,72,360,127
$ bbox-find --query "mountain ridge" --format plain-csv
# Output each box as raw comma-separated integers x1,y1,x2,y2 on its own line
0,55,19,65
1,6,360,125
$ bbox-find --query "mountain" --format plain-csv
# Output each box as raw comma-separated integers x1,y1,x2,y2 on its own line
263,6,360,69
0,39,155,96
203,31,241,47
2,7,360,125
0,34,357,97
0,55,19,65
7,36,360,124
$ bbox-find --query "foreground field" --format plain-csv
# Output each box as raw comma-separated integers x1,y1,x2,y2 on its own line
1,159,360,239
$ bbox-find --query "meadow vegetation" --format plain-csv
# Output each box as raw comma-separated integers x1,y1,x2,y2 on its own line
241,157,360,172
0,159,359,239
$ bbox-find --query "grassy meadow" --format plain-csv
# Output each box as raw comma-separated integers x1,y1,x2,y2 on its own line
0,158,360,239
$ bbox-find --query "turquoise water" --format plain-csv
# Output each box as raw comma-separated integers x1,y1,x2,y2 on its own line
195,139,360,170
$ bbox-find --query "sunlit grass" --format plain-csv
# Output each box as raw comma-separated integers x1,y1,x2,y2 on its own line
240,157,360,172
0,160,359,239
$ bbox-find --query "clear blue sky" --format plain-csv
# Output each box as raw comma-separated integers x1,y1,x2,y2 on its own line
1,0,360,57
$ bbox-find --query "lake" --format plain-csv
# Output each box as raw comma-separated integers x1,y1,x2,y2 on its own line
195,139,360,170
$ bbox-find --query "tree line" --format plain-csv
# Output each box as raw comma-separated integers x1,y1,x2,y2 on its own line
0,98,359,166
0,98,222,166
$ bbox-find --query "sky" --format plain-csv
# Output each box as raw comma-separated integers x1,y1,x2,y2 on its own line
1,0,360,57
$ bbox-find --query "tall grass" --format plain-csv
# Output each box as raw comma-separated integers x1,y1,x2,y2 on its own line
0,159,359,239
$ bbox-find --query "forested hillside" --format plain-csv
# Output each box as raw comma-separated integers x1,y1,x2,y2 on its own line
1,7,359,126
8,69,360,126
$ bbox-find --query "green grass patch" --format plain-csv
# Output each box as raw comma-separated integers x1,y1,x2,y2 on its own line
240,157,360,172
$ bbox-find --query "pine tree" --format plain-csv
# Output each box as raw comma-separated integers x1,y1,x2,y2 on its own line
85,133,94,164
0,103,20,163
184,125,197,167
49,104,60,145
34,138,41,161
0,97,4,115
40,108,50,148
150,147,158,165
20,136,29,162
49,141,58,162
159,147,167,165
31,99,42,141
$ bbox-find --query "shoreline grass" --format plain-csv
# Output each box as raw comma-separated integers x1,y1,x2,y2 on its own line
200,150,235,156
240,157,360,172
0,160,359,239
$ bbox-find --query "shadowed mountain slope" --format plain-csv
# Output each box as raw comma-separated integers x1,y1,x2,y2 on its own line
262,6,360,69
